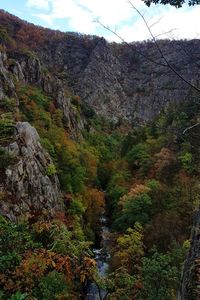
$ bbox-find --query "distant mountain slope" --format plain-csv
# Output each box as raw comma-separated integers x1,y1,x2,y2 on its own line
1,9,200,123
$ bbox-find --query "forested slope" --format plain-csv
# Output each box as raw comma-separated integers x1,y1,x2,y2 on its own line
0,9,200,299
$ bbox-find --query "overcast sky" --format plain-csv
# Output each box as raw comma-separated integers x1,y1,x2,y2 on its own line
0,0,200,42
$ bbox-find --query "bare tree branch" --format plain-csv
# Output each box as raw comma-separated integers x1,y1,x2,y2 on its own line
97,3,200,135
149,16,163,28
95,18,167,67
154,28,177,39
183,122,200,134
127,0,200,93
97,2,200,93
166,30,200,70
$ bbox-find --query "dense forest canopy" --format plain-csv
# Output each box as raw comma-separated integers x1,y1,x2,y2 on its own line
0,9,200,300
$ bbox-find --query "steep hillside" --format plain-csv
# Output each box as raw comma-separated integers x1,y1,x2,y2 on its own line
1,9,200,300
1,10,200,122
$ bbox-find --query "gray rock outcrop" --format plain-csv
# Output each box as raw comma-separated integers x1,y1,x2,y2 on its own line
39,37,200,123
0,50,85,137
179,210,200,299
0,122,63,221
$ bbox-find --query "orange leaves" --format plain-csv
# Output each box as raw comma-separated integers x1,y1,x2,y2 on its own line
81,149,98,183
178,169,192,186
54,211,74,228
63,138,78,156
129,184,151,196
84,188,105,210
153,147,177,180
0,249,72,293
120,183,151,205
83,188,105,227
48,102,57,114
32,221,51,234
78,257,96,283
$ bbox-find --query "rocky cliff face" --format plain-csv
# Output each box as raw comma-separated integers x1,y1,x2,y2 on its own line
0,49,85,138
0,122,63,221
179,210,200,299
38,37,200,123
2,10,200,124
0,48,67,221
0,51,18,104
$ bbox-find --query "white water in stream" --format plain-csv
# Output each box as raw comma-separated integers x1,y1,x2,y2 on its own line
86,216,110,300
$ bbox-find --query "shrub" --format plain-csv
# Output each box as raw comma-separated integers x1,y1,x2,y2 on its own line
0,147,13,170
0,117,15,140
9,291,27,300
36,271,70,300
46,163,56,176
178,152,195,173
114,193,152,231
40,138,56,159
0,98,16,112
126,143,152,175
68,199,85,216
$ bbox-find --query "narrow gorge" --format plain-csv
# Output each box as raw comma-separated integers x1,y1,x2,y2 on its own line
1,9,200,300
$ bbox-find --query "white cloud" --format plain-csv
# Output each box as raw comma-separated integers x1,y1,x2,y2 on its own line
26,0,200,41
106,4,200,42
35,13,53,25
26,0,50,10
31,0,145,36
76,0,135,26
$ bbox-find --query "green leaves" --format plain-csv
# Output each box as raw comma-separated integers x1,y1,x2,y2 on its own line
0,117,15,141
46,163,57,176
68,199,85,216
36,271,70,300
141,250,179,300
0,252,21,272
0,147,13,170
126,143,152,175
50,222,92,258
0,216,40,275
0,216,39,256
9,292,28,300
178,152,195,173
143,0,193,8
114,193,152,230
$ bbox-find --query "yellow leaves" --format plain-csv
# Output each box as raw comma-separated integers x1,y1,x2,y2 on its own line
52,260,56,268
83,257,96,268
183,239,190,251
80,148,98,182
111,225,144,275
128,184,150,198
83,188,105,227
63,138,78,156
65,259,71,275
79,257,96,283
80,274,86,283
32,221,51,234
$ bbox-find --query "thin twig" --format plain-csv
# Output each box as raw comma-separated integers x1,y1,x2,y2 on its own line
95,18,167,67
128,0,200,93
149,16,163,28
183,122,200,134
154,28,177,39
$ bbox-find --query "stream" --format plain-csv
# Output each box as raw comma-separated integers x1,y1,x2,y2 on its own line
85,216,110,300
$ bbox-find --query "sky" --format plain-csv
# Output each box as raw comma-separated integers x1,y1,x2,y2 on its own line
0,0,200,42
